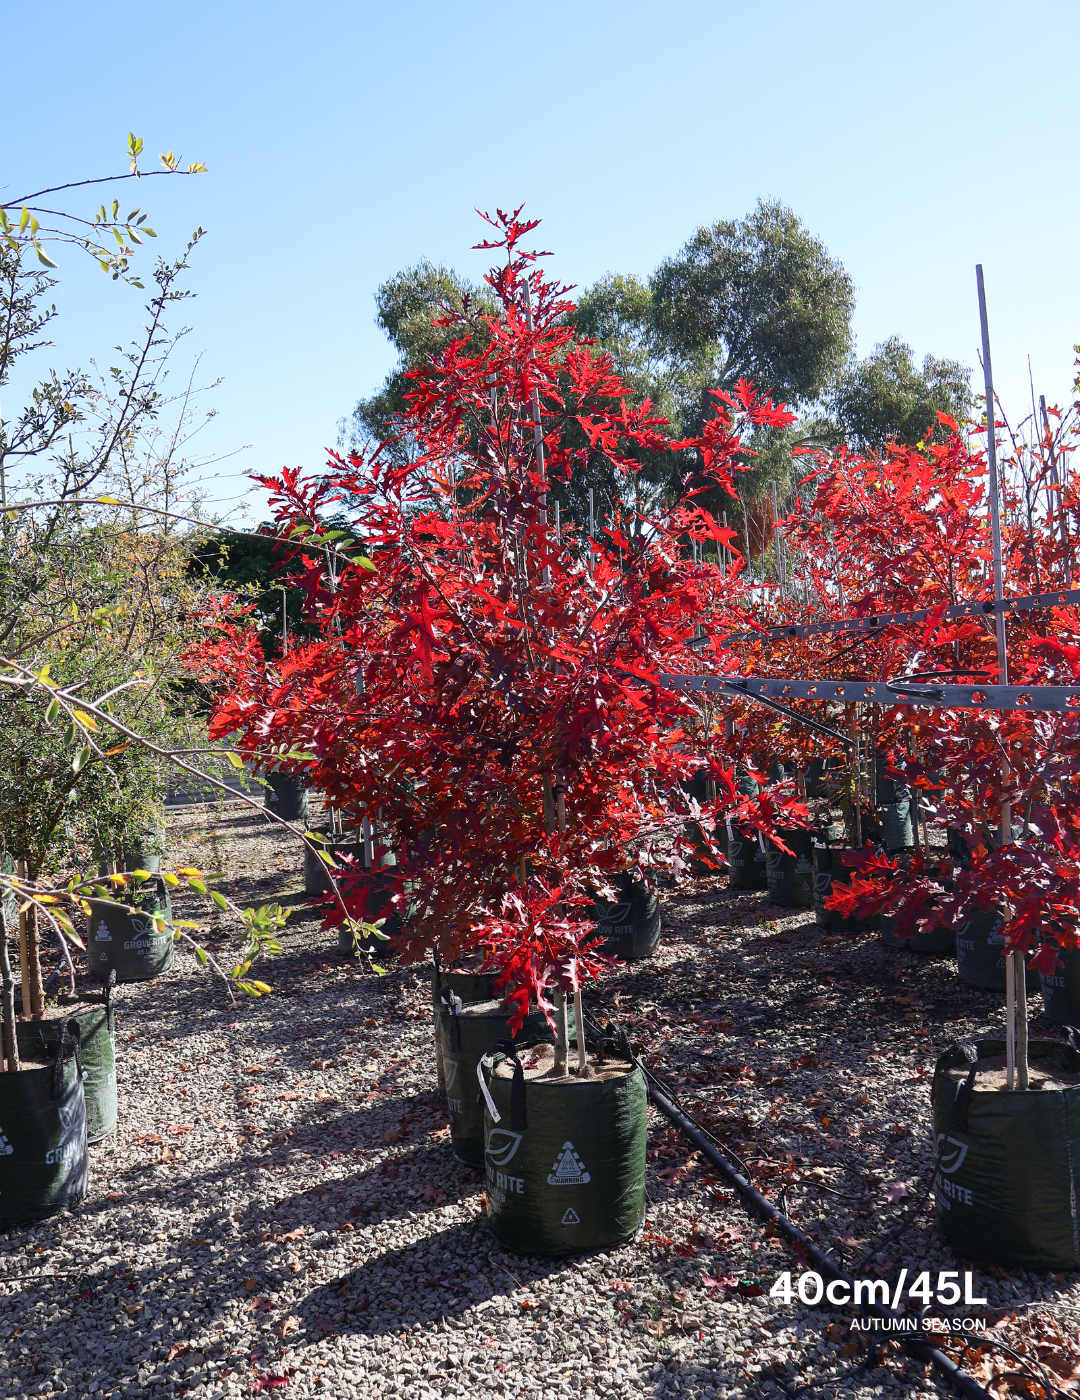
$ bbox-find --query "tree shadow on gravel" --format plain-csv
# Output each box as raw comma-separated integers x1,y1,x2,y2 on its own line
298,1216,569,1339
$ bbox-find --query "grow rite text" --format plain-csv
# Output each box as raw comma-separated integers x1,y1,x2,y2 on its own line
770,1270,987,1309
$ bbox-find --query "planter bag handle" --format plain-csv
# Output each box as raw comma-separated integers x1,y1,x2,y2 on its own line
103,968,117,1035
52,1018,84,1100
930,1039,979,1133
439,983,463,1054
479,1041,527,1131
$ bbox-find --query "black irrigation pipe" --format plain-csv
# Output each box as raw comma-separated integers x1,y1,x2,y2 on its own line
627,1054,993,1400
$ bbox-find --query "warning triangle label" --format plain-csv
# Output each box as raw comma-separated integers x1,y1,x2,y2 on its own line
561,1208,580,1226
547,1140,590,1185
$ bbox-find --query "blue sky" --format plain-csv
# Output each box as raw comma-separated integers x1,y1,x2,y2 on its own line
5,0,1078,520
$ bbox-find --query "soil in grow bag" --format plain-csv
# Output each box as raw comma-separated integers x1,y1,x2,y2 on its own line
437,997,566,1167
726,822,767,891
85,885,173,983
812,844,877,931
0,1023,88,1230
265,773,309,823
1038,943,1080,1026
592,873,661,961
430,966,500,1099
765,830,814,908
931,1037,1080,1269
481,1042,647,1257
16,991,117,1143
955,910,1039,992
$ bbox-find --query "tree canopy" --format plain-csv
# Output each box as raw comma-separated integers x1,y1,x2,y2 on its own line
827,335,973,452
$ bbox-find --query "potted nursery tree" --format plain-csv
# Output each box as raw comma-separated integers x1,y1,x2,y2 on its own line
195,209,795,1252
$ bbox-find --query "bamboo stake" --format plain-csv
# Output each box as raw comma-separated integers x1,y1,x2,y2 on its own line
978,265,1023,1089
16,858,30,1018
1040,393,1070,585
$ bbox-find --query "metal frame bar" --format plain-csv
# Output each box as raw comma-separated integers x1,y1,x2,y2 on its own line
662,672,1080,713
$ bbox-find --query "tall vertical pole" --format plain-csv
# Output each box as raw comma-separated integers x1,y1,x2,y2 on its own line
1040,393,1070,585
977,264,1022,1089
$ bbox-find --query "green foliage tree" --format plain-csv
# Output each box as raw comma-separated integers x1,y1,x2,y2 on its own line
826,335,973,451
647,199,855,427
339,260,495,458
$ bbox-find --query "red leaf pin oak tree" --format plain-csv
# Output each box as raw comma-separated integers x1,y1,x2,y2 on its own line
196,209,794,1063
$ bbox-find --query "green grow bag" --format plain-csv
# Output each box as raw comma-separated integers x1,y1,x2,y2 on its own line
726,822,767,891
956,910,1039,992
16,993,117,1144
335,877,401,955
437,998,562,1166
430,967,499,1099
85,891,173,983
592,873,661,961
304,835,365,896
1038,944,1080,1026
765,830,814,908
879,798,914,854
481,1045,647,1257
265,773,309,823
881,911,953,955
931,1037,1080,1269
812,844,876,932
0,1022,88,1230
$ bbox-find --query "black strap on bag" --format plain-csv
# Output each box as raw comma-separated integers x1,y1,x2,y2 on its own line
930,1039,979,1133
103,968,116,1035
432,949,442,997
487,1039,527,1131
440,983,463,1053
52,1018,83,1100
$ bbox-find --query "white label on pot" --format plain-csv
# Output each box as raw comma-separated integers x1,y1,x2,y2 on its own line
0,1129,12,1156
94,921,111,943
561,1208,580,1226
548,1141,590,1185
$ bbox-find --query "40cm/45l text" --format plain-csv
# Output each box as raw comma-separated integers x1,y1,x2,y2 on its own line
770,1270,987,1309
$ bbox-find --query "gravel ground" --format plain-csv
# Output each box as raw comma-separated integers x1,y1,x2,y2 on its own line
1,804,1078,1399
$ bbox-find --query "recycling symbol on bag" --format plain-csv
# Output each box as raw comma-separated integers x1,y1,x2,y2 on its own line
561,1208,580,1226
547,1140,590,1185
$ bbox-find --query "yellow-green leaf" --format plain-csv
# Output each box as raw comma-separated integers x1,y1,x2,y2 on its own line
73,710,99,732
186,877,207,895
210,891,228,911
160,872,179,888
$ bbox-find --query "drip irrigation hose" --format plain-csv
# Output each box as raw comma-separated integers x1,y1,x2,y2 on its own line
587,1013,994,1400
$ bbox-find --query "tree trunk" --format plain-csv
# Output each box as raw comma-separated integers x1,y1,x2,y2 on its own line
552,988,569,1075
0,892,18,1071
1016,952,1029,1091
18,859,45,1021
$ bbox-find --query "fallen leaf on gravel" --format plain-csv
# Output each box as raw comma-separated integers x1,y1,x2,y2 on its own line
313,1318,337,1334
121,1302,142,1316
135,1133,163,1145
166,1124,193,1135
884,1181,913,1203
276,1093,300,1101
383,1128,401,1143
244,1278,259,1291
288,1257,302,1273
246,1064,265,1074
276,1317,300,1339
167,1343,190,1362
252,1376,289,1393
104,1190,126,1200
315,1091,341,1102
418,1185,445,1204
277,1228,305,1242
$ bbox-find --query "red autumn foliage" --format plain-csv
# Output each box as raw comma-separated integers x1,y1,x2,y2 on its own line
193,209,798,1009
